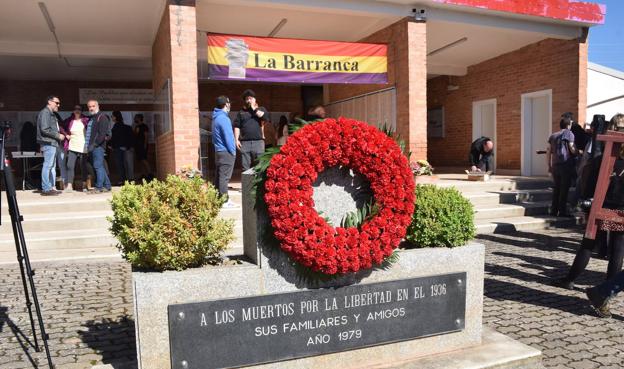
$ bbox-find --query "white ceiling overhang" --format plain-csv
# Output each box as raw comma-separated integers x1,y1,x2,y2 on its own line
0,0,589,81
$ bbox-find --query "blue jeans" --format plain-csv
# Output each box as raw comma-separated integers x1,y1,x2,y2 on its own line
56,147,66,183
41,144,57,192
594,269,624,299
92,146,111,190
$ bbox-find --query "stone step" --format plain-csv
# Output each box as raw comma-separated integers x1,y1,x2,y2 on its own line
389,327,542,369
0,210,112,233
436,177,553,192
0,233,115,251
1,197,111,215
0,246,121,264
475,215,582,234
474,202,550,220
464,189,557,206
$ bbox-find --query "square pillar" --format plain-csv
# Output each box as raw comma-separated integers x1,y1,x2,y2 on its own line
396,20,427,161
152,0,199,178
326,18,427,163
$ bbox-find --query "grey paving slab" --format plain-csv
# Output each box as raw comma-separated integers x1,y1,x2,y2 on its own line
0,227,623,368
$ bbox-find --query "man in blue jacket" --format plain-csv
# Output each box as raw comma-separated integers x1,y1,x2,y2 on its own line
212,96,237,208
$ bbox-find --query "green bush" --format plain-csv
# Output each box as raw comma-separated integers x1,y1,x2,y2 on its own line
406,184,475,248
109,174,234,271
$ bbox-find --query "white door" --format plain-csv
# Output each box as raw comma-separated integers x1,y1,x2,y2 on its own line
522,90,552,176
472,99,497,172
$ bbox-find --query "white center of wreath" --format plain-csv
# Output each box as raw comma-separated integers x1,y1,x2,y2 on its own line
312,166,373,226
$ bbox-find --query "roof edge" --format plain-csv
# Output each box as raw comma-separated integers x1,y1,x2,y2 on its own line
427,0,605,25
588,62,624,80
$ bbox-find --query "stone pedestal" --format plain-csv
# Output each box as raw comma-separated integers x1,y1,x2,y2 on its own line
131,171,541,369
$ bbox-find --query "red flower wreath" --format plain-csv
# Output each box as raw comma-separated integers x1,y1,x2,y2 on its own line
264,118,415,275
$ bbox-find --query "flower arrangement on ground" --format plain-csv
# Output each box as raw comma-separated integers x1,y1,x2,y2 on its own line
410,159,434,176
262,118,415,275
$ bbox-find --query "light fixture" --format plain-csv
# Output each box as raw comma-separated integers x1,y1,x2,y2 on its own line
38,2,55,32
38,1,63,59
268,18,287,37
427,37,468,57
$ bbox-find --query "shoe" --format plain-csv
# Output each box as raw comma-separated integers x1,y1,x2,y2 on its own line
86,189,103,195
41,190,60,196
586,287,611,318
552,278,575,290
221,200,239,209
102,188,112,192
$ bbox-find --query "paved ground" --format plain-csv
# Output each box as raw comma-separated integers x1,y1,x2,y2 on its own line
1,227,623,368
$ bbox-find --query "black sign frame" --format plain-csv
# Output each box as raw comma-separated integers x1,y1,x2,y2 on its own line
168,272,466,369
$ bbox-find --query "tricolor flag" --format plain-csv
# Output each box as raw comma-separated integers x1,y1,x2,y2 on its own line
207,33,388,84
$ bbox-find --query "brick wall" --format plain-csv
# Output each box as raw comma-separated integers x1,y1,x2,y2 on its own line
198,83,301,116
152,3,175,178
169,2,199,175
427,37,586,170
0,80,153,111
152,0,200,178
327,18,428,161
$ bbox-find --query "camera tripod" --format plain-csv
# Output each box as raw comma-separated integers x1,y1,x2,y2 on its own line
0,121,54,368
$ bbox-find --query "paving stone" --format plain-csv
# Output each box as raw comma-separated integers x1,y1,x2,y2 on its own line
480,227,624,369
1,227,623,369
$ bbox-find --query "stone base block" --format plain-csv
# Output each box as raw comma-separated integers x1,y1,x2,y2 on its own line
374,328,542,369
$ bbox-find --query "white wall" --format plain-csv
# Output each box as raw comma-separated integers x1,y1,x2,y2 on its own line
587,66,624,122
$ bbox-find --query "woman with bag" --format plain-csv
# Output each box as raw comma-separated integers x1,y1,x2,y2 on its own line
63,105,90,192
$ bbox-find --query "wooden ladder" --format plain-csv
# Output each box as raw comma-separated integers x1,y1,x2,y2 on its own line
585,130,624,239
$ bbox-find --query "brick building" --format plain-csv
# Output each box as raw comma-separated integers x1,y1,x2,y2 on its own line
0,0,606,178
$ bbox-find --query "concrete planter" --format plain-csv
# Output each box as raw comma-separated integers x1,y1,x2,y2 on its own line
130,171,539,369
133,243,485,369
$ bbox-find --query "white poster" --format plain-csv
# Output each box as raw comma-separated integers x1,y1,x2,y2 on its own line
79,88,155,104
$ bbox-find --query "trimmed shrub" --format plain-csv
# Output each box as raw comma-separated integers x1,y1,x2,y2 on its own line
109,174,234,271
405,184,475,248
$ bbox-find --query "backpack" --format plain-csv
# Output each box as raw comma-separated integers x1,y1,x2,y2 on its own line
554,132,570,163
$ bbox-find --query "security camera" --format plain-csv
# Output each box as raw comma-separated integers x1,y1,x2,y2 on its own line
412,8,426,22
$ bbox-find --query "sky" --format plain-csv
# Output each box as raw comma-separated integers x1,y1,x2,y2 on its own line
588,0,624,71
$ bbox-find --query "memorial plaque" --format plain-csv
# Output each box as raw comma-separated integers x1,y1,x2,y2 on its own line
168,272,466,369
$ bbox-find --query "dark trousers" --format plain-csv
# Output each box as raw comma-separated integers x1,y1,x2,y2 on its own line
215,151,236,197
240,140,265,172
113,147,134,183
470,153,492,172
592,254,624,300
566,232,624,282
65,150,88,185
551,163,574,215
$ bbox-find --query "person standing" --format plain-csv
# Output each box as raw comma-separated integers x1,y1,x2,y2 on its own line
85,100,112,193
546,117,577,217
234,89,269,171
63,105,89,192
133,114,151,181
110,111,134,184
277,115,289,147
56,111,68,187
36,95,64,196
468,137,494,172
212,96,237,208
